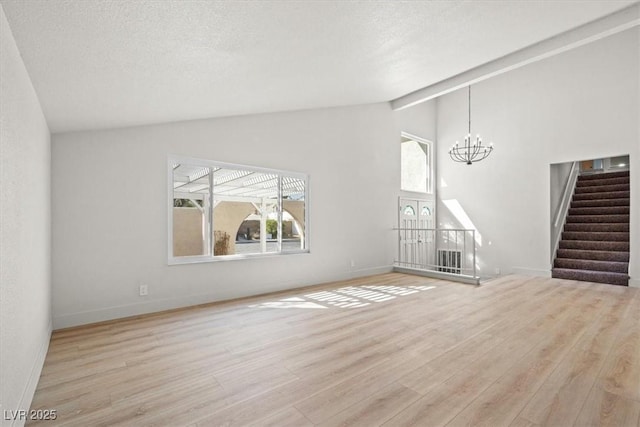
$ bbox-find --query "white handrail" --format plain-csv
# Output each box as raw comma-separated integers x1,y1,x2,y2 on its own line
551,161,580,263
554,162,578,227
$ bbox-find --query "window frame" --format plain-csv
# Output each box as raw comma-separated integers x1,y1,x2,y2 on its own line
400,132,433,195
168,155,310,265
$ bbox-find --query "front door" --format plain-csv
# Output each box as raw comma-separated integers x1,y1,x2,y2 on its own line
398,198,435,268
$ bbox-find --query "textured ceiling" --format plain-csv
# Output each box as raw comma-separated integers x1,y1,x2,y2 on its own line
1,0,636,133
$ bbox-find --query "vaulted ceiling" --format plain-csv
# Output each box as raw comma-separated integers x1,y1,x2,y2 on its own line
1,0,636,133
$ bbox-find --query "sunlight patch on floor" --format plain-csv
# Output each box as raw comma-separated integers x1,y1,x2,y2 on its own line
248,283,437,309
248,297,328,309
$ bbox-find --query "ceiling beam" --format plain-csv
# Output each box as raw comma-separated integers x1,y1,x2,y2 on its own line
391,3,640,111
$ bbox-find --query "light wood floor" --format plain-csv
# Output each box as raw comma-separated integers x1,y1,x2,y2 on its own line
28,273,640,426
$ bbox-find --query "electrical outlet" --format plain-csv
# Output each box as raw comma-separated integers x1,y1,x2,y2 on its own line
139,284,148,296
350,259,356,268
495,267,501,275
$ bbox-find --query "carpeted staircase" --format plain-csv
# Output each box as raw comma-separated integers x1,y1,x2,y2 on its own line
552,170,630,286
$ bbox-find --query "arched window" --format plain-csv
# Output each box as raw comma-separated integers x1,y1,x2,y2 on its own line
403,206,415,216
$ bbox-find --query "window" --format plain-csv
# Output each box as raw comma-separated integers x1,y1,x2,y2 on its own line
169,156,308,264
609,155,629,169
401,133,432,194
403,205,415,216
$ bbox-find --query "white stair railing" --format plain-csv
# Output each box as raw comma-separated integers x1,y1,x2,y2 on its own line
394,227,479,284
551,161,580,264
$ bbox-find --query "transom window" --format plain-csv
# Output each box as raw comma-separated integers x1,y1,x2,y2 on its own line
401,133,432,194
169,156,308,264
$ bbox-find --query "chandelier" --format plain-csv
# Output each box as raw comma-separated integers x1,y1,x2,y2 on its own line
449,86,493,165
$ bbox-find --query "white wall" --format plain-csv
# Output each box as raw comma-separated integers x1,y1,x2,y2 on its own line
436,27,639,282
0,6,52,425
394,100,437,143
51,103,398,328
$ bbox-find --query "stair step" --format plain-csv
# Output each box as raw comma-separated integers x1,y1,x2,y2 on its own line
564,223,629,232
576,176,630,187
552,268,629,286
571,198,630,208
553,169,631,288
578,171,630,180
568,206,629,216
566,214,629,224
554,258,628,273
572,191,630,201
559,240,630,252
575,184,630,194
556,249,630,262
561,231,629,242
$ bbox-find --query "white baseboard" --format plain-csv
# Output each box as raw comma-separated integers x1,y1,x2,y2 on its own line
629,278,640,288
512,267,552,278
53,265,395,329
53,295,220,329
12,320,52,427
348,265,394,279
